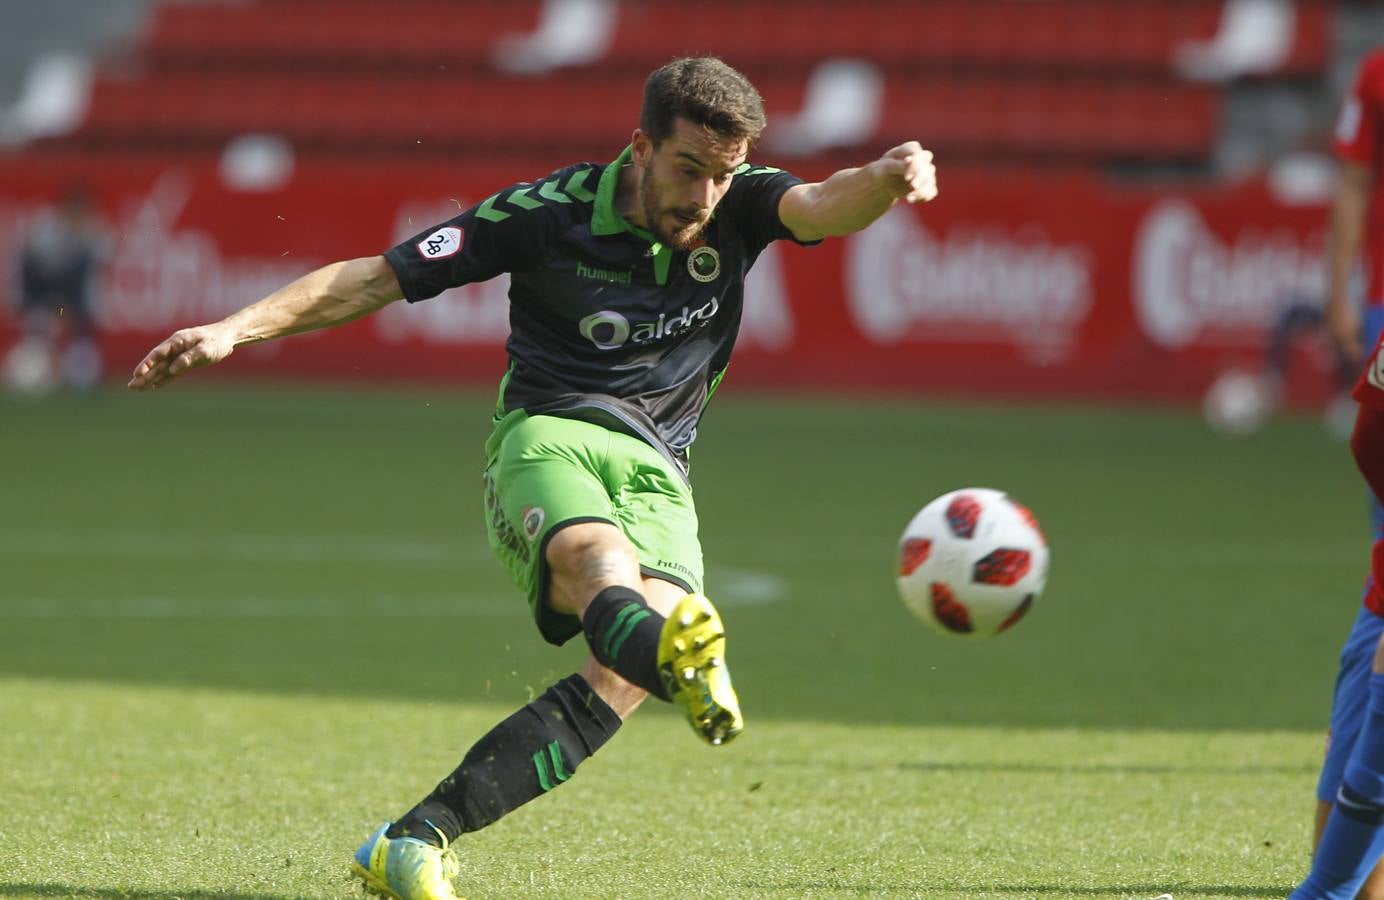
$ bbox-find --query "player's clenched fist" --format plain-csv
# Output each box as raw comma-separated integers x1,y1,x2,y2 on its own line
873,141,938,204
127,323,236,391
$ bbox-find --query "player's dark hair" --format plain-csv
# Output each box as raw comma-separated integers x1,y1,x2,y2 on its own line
640,57,767,147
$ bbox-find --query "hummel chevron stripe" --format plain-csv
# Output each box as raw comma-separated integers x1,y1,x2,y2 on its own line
474,169,600,223
532,740,572,792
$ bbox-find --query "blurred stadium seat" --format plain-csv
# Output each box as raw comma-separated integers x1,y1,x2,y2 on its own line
68,66,1217,163
5,0,1342,169
142,0,541,66
137,0,1330,76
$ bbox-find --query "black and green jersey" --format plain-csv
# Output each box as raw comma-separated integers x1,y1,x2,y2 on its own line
384,146,816,476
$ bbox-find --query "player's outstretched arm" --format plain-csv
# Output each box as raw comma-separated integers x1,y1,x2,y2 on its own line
127,255,403,391
777,141,938,243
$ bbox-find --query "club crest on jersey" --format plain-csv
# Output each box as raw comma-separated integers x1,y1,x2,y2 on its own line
416,226,463,260
521,505,545,541
687,246,721,282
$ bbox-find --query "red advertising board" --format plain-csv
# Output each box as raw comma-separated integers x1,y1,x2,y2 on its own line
0,155,1333,403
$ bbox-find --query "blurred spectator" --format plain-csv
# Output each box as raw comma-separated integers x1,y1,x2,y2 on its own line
4,184,108,393
1325,48,1383,377
1326,47,1384,528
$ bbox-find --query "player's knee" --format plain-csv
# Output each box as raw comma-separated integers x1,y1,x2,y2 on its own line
546,523,641,610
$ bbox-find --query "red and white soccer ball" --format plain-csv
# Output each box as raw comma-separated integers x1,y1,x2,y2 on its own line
896,488,1049,638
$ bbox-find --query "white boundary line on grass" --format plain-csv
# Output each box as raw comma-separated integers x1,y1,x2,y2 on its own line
0,528,473,565
0,578,782,619
0,530,790,599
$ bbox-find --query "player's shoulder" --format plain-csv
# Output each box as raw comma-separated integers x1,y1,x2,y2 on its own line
722,161,801,207
537,161,604,207
472,162,602,230
730,161,794,183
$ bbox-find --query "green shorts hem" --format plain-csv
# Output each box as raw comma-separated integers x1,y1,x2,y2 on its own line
533,515,612,647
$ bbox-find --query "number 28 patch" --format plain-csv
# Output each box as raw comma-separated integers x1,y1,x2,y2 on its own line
416,226,463,260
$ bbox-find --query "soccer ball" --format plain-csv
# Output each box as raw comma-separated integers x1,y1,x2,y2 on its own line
896,488,1049,638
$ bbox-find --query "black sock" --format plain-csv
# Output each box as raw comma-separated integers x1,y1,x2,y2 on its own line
387,674,621,846
581,585,670,701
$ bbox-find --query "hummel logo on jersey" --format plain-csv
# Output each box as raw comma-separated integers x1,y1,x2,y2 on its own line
579,296,721,350
576,261,632,284
416,226,463,260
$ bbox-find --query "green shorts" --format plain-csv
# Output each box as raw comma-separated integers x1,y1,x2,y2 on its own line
482,411,703,646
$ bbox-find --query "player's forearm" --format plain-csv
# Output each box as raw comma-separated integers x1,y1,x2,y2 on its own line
1329,164,1372,310
222,256,402,346
791,165,900,239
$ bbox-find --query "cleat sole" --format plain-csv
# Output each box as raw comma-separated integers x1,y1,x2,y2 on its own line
657,593,744,746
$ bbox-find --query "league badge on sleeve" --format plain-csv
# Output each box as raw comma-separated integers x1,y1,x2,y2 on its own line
416,226,463,260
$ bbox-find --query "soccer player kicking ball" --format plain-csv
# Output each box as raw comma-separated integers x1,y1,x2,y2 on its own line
127,57,937,900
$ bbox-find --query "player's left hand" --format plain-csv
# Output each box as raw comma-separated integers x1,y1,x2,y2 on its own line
874,142,938,205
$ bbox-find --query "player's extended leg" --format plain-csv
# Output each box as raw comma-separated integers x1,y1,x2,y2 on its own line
351,609,737,900
1295,632,1384,898
545,521,743,746
352,415,738,898
352,659,625,900
1306,601,1384,900
353,541,738,899
1313,803,1384,900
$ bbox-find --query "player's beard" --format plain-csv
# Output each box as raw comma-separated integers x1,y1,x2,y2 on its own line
641,162,710,250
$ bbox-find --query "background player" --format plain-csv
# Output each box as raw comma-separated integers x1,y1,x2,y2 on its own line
1326,46,1384,531
1295,323,1384,897
6,183,107,393
1310,47,1384,900
127,57,937,900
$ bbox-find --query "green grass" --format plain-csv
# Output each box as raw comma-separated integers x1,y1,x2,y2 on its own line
0,384,1370,898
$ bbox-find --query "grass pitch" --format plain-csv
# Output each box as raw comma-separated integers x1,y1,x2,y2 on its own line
0,383,1369,898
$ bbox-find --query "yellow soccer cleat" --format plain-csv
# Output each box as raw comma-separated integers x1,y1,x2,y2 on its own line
351,823,463,900
658,593,744,746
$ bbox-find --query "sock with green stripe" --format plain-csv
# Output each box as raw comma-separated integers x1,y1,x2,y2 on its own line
387,673,621,845
582,585,671,701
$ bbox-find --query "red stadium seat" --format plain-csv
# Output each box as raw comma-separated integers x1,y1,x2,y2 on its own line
606,0,1228,73
139,0,1328,77
45,0,1325,167
72,65,1215,163
143,0,543,65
